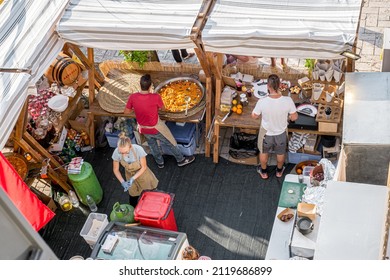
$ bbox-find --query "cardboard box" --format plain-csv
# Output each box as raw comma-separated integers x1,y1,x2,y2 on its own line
68,110,91,137
49,127,67,152
30,186,57,212
303,134,318,152
318,122,338,133
297,203,316,221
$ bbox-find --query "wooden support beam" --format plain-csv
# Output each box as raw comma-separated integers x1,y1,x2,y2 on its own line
23,132,67,175
213,52,224,110
14,138,71,193
87,48,95,105
213,122,220,163
62,43,73,57
204,76,213,157
194,45,211,78
207,51,222,80
13,99,28,151
190,0,215,41
67,44,104,86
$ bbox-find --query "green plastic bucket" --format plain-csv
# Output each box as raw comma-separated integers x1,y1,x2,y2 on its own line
68,162,103,206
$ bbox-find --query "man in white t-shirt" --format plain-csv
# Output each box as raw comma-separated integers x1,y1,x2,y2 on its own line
251,74,298,179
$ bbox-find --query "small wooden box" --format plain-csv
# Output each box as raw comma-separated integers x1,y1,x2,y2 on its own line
318,122,338,133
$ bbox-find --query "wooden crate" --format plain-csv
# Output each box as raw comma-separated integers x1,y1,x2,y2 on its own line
318,122,338,133
316,101,343,124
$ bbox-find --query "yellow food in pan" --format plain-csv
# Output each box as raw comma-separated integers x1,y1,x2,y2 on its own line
158,81,202,112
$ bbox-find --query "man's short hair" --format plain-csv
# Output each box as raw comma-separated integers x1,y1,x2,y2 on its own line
268,74,280,92
140,74,152,91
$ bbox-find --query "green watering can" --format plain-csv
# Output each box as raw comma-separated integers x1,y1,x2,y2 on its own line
109,202,135,223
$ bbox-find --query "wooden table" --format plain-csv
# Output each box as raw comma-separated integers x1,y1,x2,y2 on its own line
88,100,206,148
212,89,342,163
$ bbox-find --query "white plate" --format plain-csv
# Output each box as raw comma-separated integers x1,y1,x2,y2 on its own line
252,79,268,99
297,104,317,117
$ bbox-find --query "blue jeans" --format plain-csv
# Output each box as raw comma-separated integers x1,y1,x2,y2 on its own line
144,132,184,164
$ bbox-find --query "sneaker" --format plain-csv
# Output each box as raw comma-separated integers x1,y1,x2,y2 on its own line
276,166,286,178
157,163,165,169
177,155,195,167
257,165,268,179
183,53,195,60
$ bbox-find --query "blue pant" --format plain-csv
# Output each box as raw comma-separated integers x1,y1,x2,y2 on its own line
144,132,184,165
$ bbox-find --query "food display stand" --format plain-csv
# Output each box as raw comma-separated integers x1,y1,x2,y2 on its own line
211,62,345,163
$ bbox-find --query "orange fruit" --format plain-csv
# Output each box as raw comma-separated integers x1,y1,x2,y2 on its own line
236,108,243,115
232,100,238,105
237,104,243,109
232,106,237,112
296,168,302,175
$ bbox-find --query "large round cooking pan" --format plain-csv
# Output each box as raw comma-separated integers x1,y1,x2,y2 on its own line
154,77,205,113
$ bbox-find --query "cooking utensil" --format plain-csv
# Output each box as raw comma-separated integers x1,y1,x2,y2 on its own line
297,217,314,235
221,110,233,122
184,96,191,116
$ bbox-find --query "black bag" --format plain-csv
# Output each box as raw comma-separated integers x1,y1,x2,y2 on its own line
229,132,259,159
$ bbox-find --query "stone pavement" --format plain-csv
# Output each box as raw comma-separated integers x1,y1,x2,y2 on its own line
355,0,390,72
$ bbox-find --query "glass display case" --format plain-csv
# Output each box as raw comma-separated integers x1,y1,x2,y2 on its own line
90,222,188,260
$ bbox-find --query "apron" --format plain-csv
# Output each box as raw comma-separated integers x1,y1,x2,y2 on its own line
120,148,158,197
138,118,177,146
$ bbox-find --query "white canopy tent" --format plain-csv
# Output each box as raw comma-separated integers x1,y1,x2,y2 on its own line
57,0,203,50
0,0,363,151
202,0,362,59
0,0,68,149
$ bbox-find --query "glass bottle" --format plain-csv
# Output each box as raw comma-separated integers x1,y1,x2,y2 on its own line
57,192,72,212
86,195,97,212
68,190,79,208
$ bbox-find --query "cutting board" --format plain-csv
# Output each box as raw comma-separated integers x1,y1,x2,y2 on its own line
278,181,306,208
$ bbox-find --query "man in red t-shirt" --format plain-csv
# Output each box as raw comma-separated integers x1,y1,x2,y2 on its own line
124,74,195,169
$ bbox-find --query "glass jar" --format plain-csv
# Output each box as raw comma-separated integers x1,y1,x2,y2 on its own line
33,127,46,140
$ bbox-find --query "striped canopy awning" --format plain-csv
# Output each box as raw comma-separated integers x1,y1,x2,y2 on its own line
0,0,68,149
57,0,203,50
202,0,363,59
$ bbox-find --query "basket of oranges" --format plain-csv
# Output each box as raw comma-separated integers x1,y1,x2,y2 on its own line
231,99,243,115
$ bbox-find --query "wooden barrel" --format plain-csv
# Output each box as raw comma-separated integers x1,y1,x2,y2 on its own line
45,53,80,86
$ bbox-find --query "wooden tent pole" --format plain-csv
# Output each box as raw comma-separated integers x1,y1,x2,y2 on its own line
87,48,95,106
23,132,67,175
346,1,363,72
190,0,216,157
13,99,29,152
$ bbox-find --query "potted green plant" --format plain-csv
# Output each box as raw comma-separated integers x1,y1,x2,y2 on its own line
304,59,316,79
119,50,150,68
